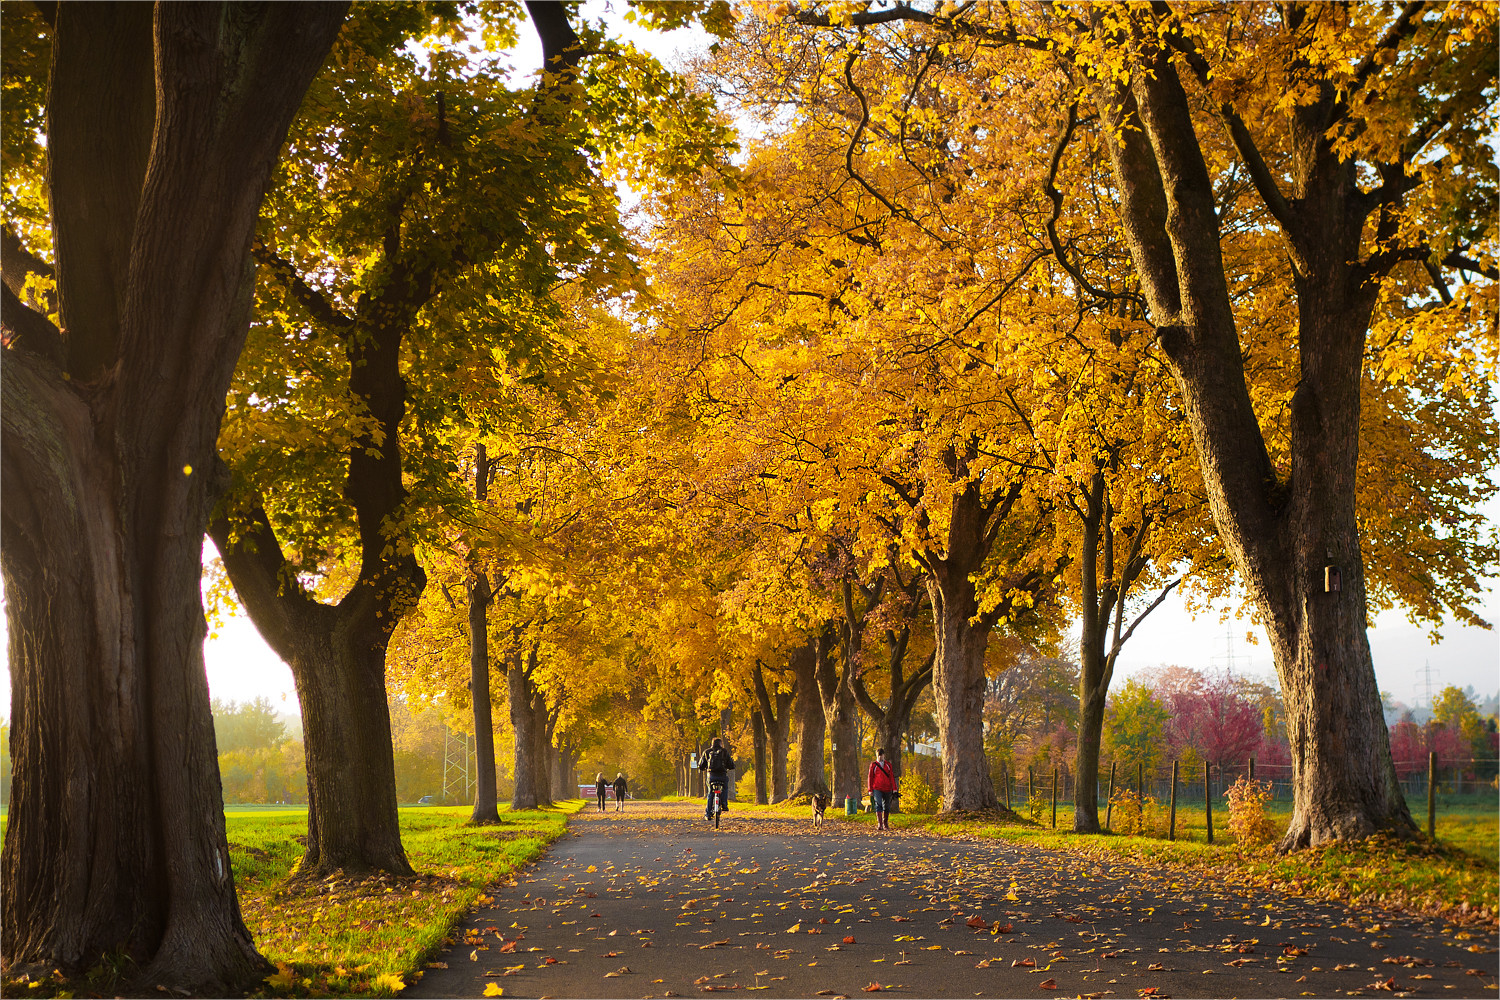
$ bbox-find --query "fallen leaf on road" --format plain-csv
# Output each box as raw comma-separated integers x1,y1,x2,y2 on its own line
787,924,801,933
482,985,504,997
604,966,631,978
1370,977,1396,991
843,936,856,944
1012,958,1036,968
966,916,986,929
1038,978,1058,989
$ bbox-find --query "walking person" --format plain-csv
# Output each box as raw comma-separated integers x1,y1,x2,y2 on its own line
867,747,899,831
594,771,608,812
613,771,628,811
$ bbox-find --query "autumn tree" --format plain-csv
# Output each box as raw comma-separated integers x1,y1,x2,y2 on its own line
786,0,1497,847
0,4,345,989
211,2,728,870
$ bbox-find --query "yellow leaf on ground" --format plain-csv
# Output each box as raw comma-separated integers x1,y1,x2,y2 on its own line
483,984,505,997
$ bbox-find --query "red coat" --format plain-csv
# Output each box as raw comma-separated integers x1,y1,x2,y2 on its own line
867,759,897,792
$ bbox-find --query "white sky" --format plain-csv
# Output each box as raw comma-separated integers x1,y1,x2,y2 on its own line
2,5,1495,722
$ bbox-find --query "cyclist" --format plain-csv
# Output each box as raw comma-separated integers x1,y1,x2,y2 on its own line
696,738,736,822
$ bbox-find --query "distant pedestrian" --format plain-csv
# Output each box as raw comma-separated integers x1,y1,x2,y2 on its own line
867,748,898,831
594,772,608,812
613,772,628,811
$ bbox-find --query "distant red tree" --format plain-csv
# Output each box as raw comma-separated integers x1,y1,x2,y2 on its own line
1151,667,1265,770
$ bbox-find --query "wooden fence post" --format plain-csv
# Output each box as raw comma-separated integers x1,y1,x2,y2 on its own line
1205,761,1213,845
1248,756,1255,782
1106,761,1117,831
1168,760,1179,841
1427,751,1436,839
1050,768,1058,828
1029,766,1034,804
1004,765,1011,813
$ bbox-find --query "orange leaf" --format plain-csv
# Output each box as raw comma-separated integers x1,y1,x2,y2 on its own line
843,936,857,944
1012,958,1036,968
966,916,986,929
1038,978,1058,989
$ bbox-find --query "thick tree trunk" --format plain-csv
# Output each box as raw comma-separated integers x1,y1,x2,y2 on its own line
0,6,344,992
532,690,555,806
751,711,770,804
469,447,500,825
507,651,543,810
924,482,1002,812
787,639,828,800
1095,28,1414,847
286,614,412,878
468,569,499,824
927,570,998,811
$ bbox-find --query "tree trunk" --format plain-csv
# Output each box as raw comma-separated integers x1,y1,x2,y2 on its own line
751,710,770,804
753,661,794,801
533,689,555,806
1093,24,1414,847
927,567,998,811
787,638,828,800
469,447,499,825
507,649,543,810
814,622,860,804
0,6,344,991
285,613,413,878
923,481,1003,812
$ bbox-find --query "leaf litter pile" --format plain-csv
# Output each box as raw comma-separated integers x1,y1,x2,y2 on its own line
409,803,1497,999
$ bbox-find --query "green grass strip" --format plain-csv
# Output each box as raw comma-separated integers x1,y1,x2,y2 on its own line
235,800,583,997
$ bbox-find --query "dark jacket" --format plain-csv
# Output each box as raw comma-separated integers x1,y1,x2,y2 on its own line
697,745,736,775
613,776,628,795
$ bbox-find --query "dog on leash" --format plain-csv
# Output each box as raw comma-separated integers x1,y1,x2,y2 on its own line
810,793,828,826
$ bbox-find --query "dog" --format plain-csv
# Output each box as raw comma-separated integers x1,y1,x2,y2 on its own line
811,793,828,826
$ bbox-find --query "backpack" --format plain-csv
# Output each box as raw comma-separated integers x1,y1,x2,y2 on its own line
703,746,732,772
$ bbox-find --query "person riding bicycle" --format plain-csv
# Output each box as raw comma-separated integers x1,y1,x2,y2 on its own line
696,738,736,821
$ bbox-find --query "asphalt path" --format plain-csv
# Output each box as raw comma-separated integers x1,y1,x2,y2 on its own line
410,802,1498,999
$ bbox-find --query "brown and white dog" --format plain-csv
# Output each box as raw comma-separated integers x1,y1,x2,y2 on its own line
810,793,828,826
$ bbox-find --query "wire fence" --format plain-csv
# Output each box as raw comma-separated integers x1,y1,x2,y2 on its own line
979,756,1498,834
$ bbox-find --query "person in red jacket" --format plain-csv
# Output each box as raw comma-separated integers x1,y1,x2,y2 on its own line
867,747,899,830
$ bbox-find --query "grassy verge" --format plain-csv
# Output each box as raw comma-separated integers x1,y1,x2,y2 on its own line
829,801,1498,926
1,800,581,998
237,800,583,997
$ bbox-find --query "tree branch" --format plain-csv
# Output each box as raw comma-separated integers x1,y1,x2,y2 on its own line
1155,4,1296,234
252,238,355,333
1,282,65,366
1,225,57,316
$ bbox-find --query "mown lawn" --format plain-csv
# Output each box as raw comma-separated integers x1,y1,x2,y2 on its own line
232,801,582,997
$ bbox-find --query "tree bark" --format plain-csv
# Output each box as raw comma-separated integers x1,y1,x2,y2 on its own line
469,446,500,824
814,621,860,804
1091,15,1415,847
786,637,829,800
751,710,770,804
0,5,345,991
752,661,794,801
919,471,1016,812
213,211,431,879
507,645,544,810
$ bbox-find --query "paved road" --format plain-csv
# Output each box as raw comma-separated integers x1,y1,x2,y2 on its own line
411,802,1498,999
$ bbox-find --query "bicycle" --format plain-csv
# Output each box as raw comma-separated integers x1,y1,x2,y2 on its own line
708,778,728,828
